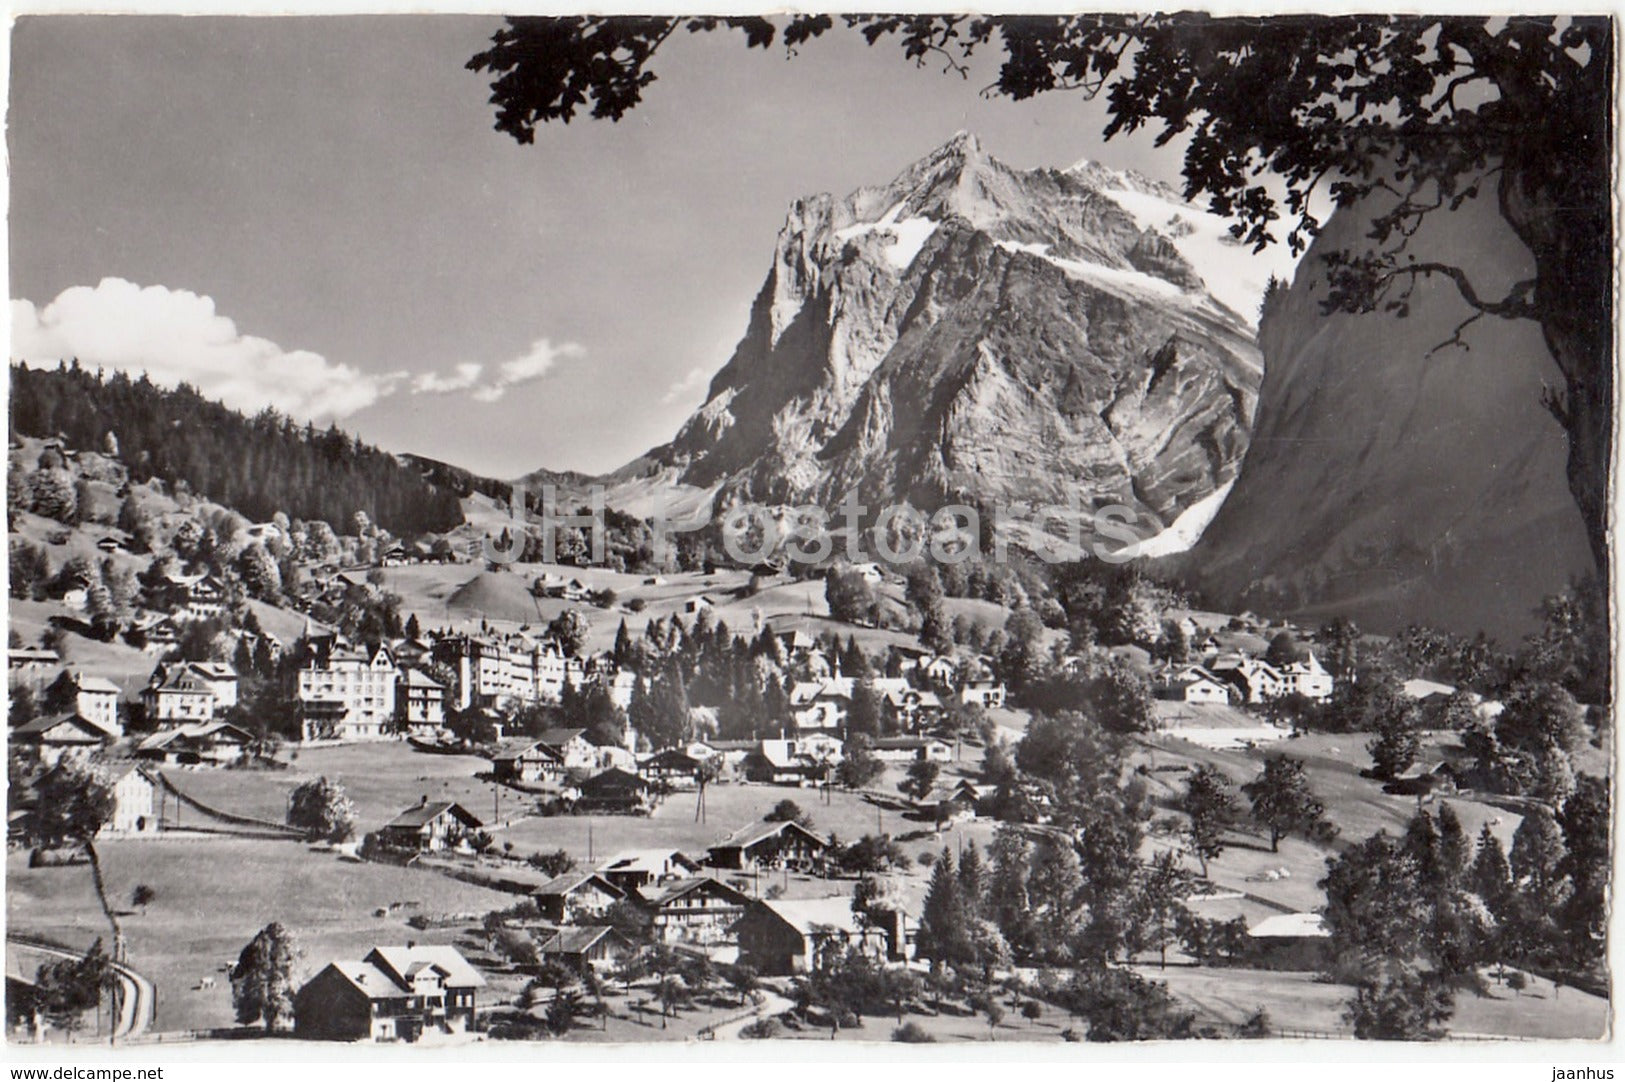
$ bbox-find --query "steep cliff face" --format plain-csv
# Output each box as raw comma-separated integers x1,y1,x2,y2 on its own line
632,133,1267,542
1189,185,1594,639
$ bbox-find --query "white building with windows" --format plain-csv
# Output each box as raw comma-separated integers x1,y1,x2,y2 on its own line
298,641,400,741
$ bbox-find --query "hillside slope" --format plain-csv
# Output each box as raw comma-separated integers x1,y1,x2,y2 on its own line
1188,185,1593,639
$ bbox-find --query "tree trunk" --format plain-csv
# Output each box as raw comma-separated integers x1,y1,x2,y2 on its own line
1499,151,1613,618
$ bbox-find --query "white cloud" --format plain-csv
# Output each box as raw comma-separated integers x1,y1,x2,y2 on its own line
411,362,485,395
464,337,584,403
662,364,712,405
10,278,403,420
10,278,584,418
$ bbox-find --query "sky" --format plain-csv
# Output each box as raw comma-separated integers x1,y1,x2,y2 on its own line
9,15,1248,479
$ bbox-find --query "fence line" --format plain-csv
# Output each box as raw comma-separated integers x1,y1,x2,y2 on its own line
156,773,304,838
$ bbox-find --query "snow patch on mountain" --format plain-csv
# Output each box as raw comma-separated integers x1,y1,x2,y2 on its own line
995,240,1190,303
835,201,940,271
1134,479,1236,558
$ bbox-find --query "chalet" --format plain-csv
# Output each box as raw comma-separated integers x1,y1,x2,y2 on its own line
1210,657,1287,703
44,671,121,734
638,876,752,946
597,849,702,894
776,629,816,658
293,944,483,1043
683,596,714,615
535,727,598,771
134,721,253,766
133,616,181,655
1154,666,1234,705
870,735,953,764
919,655,959,691
706,820,830,872
391,638,435,670
12,712,119,765
377,800,483,852
490,740,565,784
958,679,1006,709
396,668,446,731
574,768,651,815
537,926,634,974
932,786,978,824
732,896,890,975
639,749,704,786
881,686,943,731
850,562,884,585
1246,912,1330,970
745,735,843,785
163,571,227,622
531,872,625,924
1280,652,1334,700
7,647,60,687
695,738,757,772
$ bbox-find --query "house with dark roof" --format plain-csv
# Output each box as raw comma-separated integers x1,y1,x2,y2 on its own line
134,721,253,766
706,820,830,872
574,767,651,815
638,748,703,786
637,876,752,946
537,926,634,973
12,712,119,765
531,871,625,924
535,727,597,770
490,739,565,784
377,799,483,852
293,944,484,1042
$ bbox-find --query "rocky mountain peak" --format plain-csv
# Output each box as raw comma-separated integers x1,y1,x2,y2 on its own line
608,134,1282,551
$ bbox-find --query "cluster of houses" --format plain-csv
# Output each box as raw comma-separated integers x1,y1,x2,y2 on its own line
307,804,915,1041
293,624,646,745
1150,652,1335,705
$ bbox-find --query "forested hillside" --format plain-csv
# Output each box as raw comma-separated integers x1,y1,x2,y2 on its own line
9,362,464,535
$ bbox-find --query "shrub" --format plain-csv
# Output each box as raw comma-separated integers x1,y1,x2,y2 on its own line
740,1016,781,1040
892,1021,936,1043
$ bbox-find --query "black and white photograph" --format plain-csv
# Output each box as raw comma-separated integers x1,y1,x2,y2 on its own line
2,7,1615,1060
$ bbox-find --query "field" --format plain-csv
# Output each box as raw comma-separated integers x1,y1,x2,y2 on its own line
6,837,512,1034
376,560,924,656
1128,729,1535,914
1150,964,1608,1040
159,741,998,915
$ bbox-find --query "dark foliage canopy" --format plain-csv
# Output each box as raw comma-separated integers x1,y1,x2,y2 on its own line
10,362,464,536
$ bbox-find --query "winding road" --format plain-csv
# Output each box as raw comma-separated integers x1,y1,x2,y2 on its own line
7,935,156,1042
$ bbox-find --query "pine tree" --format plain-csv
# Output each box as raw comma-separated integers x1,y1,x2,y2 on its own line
916,848,972,971
1469,823,1513,916
1435,803,1471,882
957,840,985,919
614,619,633,665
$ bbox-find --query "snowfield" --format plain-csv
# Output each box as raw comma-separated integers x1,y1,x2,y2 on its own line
834,200,939,271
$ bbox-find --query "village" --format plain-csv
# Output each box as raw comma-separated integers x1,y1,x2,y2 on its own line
5,411,1612,1046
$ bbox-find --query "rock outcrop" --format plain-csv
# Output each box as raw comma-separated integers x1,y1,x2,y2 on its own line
1188,184,1594,638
